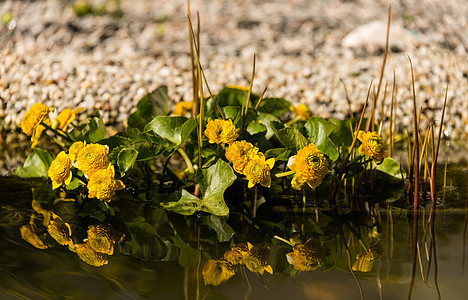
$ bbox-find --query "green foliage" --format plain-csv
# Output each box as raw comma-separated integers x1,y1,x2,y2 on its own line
128,86,170,130
85,114,106,143
161,160,236,216
117,148,138,173
15,148,53,178
256,97,291,117
121,221,168,260
304,116,339,162
271,121,308,152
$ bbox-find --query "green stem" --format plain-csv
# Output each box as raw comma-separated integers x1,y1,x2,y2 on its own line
177,148,194,174
275,170,295,178
41,121,73,142
273,235,294,247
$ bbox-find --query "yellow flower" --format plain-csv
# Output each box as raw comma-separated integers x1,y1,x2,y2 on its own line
87,165,125,202
286,238,328,272
68,141,86,163
202,259,237,286
172,100,193,116
48,151,73,190
292,104,313,120
225,140,261,174
53,107,83,131
241,242,273,274
20,224,49,249
75,143,110,177
243,155,275,188
20,103,52,136
47,213,73,246
356,131,388,163
352,240,383,272
71,242,109,267
288,143,328,190
223,243,249,265
204,118,239,146
86,224,125,255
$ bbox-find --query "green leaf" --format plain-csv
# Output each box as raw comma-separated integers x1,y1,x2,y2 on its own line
202,215,234,242
265,148,292,162
376,157,403,179
172,235,198,268
14,148,54,178
246,121,267,136
208,86,259,110
196,159,236,216
144,117,196,155
86,114,106,143
128,86,170,130
304,116,339,162
256,97,291,117
66,177,82,190
121,221,167,260
222,106,257,128
271,121,308,152
117,148,139,172
257,113,280,140
161,160,236,216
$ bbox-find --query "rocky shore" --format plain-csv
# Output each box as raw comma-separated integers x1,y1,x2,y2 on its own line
0,0,467,173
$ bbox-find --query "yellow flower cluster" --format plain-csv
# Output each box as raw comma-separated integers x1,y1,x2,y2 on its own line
286,238,328,272
202,242,273,286
47,142,124,202
356,130,388,163
52,107,83,131
224,242,273,275
21,103,82,148
352,240,383,272
204,118,239,146
225,140,260,174
172,100,193,116
70,224,125,267
75,143,110,177
288,143,329,190
47,213,73,246
87,165,125,202
202,259,237,286
291,104,313,121
20,103,52,136
48,151,73,190
225,140,275,189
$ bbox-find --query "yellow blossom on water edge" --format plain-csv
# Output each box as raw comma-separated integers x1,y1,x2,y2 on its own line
48,151,73,190
225,140,262,174
172,100,193,116
204,118,239,146
286,238,328,272
75,143,110,177
87,165,125,202
202,258,237,286
291,104,313,121
241,242,273,274
20,103,52,136
288,143,328,190
223,243,249,265
47,213,73,246
70,242,109,267
243,155,275,188
352,240,383,272
20,224,49,249
52,107,83,131
86,224,125,255
68,141,86,163
356,130,388,163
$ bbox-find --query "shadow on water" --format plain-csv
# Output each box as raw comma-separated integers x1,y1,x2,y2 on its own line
0,161,467,300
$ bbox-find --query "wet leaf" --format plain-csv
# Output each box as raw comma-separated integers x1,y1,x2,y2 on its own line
117,148,138,172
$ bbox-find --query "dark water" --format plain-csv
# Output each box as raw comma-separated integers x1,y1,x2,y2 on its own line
0,162,467,300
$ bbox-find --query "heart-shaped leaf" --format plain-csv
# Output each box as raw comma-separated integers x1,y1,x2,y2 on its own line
305,116,339,162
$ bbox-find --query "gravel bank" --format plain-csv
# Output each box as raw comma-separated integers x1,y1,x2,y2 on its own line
0,0,467,173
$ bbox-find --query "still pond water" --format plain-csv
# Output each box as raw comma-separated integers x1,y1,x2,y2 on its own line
0,161,467,300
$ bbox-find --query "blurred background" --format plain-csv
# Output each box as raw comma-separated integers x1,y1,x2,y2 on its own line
0,0,467,173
